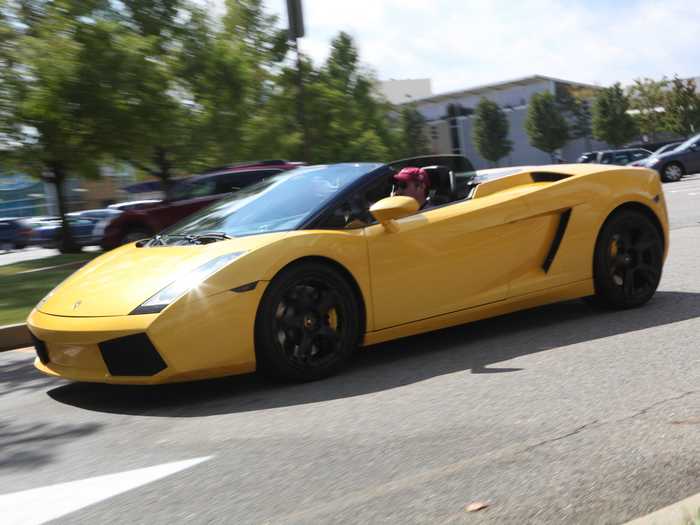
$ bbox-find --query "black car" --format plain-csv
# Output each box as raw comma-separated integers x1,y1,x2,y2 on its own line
577,148,652,165
0,218,33,249
638,133,700,182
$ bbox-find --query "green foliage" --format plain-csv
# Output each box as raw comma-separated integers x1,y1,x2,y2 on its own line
525,92,569,157
592,83,638,147
555,87,593,141
473,98,512,165
664,76,700,138
0,1,425,224
398,105,430,158
629,77,667,142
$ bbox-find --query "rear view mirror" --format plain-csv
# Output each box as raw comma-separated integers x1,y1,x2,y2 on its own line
369,196,419,233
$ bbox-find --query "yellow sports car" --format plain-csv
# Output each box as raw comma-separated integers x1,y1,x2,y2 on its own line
28,155,668,383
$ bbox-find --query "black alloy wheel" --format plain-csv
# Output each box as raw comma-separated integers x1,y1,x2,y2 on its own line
255,262,361,381
592,209,663,309
661,162,684,182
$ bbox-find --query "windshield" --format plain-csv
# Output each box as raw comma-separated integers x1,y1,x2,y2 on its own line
163,163,382,238
675,134,700,152
653,143,680,156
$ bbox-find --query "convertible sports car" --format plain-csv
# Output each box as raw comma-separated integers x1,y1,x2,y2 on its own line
28,155,669,383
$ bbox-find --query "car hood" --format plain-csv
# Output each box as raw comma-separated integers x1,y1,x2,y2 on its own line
38,233,287,317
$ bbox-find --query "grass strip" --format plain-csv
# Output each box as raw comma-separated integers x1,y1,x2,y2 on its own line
0,253,97,326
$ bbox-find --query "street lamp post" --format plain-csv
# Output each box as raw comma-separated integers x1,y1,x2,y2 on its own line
286,0,310,161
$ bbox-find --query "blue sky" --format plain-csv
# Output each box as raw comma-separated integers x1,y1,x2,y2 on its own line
260,0,700,94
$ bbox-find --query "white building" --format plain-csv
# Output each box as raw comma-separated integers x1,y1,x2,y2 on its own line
377,78,433,105
407,75,610,169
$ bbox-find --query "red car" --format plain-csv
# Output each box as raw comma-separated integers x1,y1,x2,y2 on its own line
101,160,304,250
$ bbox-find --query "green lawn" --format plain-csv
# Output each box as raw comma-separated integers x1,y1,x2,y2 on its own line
0,253,96,326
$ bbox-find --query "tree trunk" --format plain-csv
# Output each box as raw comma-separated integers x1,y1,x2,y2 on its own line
154,146,175,200
49,162,80,254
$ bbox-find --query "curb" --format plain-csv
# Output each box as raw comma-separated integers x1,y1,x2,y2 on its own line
0,323,32,353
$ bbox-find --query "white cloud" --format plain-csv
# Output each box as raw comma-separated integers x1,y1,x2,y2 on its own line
264,0,700,93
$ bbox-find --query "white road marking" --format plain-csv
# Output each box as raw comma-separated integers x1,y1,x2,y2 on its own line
0,456,211,525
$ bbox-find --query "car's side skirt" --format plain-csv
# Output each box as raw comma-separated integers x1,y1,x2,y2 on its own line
361,279,594,347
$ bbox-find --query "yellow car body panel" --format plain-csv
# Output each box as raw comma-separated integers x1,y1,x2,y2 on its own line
28,164,669,384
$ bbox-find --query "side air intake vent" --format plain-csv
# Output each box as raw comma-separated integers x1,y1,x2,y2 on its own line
99,333,167,376
531,172,570,183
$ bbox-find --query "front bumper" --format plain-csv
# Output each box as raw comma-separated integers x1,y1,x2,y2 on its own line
27,285,266,384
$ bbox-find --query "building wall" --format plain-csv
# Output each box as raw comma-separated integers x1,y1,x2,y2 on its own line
418,78,611,168
377,79,433,105
427,107,611,169
417,79,554,121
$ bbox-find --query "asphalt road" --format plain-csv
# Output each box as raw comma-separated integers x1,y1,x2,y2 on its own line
1,176,700,524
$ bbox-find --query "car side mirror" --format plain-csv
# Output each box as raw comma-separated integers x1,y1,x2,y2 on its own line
369,196,419,233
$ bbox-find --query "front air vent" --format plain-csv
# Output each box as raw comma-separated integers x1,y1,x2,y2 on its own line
99,333,167,376
31,334,49,364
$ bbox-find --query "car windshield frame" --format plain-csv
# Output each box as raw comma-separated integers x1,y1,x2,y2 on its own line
161,163,383,240
675,134,700,152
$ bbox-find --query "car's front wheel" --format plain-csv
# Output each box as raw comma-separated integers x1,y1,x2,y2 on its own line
254,262,362,381
591,209,663,309
661,162,684,182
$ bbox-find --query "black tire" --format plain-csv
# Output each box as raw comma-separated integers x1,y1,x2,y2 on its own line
661,162,684,182
591,209,663,309
254,261,362,382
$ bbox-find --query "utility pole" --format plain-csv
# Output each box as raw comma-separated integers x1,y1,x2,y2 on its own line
286,0,310,161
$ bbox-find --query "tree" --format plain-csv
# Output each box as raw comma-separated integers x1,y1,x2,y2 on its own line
664,76,700,138
398,105,430,158
473,98,512,166
525,92,568,161
592,83,637,147
629,77,667,142
555,86,594,149
1,1,129,252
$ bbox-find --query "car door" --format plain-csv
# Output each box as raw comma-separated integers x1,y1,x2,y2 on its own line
686,139,700,173
365,196,534,330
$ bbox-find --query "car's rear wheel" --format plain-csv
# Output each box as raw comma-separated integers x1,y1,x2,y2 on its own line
255,262,361,381
661,162,684,182
591,209,663,309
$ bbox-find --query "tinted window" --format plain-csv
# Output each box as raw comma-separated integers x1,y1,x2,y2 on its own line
164,164,382,238
214,169,283,194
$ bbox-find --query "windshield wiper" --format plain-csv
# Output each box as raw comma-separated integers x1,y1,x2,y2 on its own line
184,231,233,244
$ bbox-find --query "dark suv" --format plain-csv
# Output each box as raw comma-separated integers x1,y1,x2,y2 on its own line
101,160,304,249
638,133,700,182
577,148,652,165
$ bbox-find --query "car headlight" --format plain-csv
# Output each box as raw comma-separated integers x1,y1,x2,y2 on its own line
130,251,245,315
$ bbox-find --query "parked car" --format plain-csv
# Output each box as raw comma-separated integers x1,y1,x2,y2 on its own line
33,217,102,252
637,133,700,182
0,218,34,250
577,148,652,165
68,208,122,222
101,160,304,250
628,142,682,167
108,200,162,211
